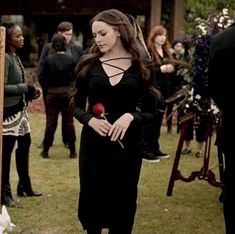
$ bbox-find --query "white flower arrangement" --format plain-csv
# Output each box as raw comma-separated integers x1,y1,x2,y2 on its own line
167,7,233,125
195,7,234,36
0,206,15,234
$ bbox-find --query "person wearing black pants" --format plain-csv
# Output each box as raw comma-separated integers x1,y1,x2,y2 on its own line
142,25,177,162
39,34,77,158
38,21,83,149
142,106,165,162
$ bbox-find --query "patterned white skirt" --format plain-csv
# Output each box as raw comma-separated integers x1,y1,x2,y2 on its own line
3,109,30,136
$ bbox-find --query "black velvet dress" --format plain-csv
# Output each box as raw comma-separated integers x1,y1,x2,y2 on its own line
73,59,156,232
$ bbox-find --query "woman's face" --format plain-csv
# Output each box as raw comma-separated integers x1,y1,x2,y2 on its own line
92,20,120,53
174,42,184,54
154,33,166,46
9,25,24,50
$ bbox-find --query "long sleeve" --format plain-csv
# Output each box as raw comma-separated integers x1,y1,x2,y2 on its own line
4,53,36,105
73,75,94,125
4,54,32,95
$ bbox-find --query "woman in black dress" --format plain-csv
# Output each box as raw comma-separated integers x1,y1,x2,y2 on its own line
70,9,161,234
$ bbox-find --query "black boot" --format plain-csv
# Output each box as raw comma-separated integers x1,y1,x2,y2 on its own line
40,150,49,158
17,177,42,197
69,142,77,158
2,184,16,207
86,227,102,234
15,139,43,197
40,142,50,158
1,137,16,207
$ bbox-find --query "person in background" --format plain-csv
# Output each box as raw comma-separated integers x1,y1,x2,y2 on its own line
142,25,175,162
174,39,197,154
167,39,186,134
39,34,77,159
126,15,165,163
170,39,196,151
181,35,210,158
208,22,235,234
38,21,83,149
70,9,161,234
172,40,185,60
180,116,206,158
1,22,42,207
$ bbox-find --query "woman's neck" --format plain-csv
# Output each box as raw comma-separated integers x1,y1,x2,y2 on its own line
9,51,17,57
155,45,163,57
101,41,131,59
9,45,17,54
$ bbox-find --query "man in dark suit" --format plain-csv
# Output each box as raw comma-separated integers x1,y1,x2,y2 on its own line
39,21,83,65
208,22,235,234
38,21,83,149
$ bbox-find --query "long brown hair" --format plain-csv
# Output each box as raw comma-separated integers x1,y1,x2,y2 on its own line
70,9,162,106
147,25,173,65
125,14,151,59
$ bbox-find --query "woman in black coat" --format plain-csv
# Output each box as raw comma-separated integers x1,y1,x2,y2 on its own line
208,22,235,234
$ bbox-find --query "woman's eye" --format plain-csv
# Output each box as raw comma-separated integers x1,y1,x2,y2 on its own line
93,32,106,38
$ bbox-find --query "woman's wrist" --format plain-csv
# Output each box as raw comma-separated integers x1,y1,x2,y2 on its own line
124,113,134,122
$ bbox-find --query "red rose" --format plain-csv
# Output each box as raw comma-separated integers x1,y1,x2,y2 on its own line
92,103,105,117
92,102,124,149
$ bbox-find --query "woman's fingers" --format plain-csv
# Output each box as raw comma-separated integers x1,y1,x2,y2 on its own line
108,124,126,141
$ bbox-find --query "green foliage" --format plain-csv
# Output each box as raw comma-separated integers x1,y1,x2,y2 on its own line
185,0,235,34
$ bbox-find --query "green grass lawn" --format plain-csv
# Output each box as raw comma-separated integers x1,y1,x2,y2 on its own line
7,112,224,234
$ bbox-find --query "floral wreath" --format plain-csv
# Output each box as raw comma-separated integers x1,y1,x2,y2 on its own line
167,7,234,130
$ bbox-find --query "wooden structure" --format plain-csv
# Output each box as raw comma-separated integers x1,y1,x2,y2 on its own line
167,116,223,196
0,0,185,43
0,27,5,205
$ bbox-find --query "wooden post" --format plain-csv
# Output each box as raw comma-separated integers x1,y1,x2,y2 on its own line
150,0,161,30
0,26,6,205
146,0,161,37
172,0,185,40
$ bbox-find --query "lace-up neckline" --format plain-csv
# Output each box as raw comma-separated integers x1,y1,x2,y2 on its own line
100,57,132,86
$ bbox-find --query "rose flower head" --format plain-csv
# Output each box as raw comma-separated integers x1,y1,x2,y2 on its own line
92,102,124,148
92,103,105,117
